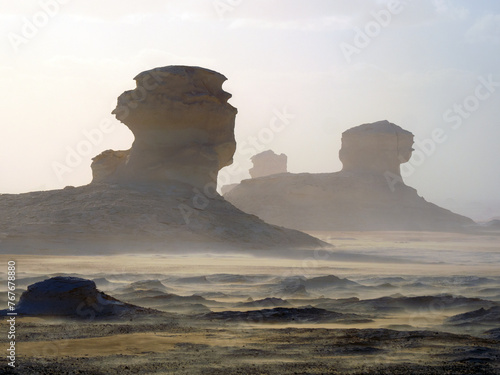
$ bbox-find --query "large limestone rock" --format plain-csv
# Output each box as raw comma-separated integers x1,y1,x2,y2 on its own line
225,120,475,231
249,150,288,178
0,66,326,253
93,66,237,188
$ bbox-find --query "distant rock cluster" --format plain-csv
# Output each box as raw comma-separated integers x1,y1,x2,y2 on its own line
225,120,474,231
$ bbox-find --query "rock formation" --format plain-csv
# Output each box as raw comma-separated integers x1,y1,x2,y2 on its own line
249,150,288,178
0,66,326,253
3,277,154,317
221,150,288,195
200,307,370,324
339,121,413,177
93,66,237,188
225,120,475,231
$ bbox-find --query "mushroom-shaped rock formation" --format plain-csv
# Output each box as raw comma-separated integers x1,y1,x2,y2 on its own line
249,150,288,179
339,121,413,177
0,66,327,253
93,66,237,188
225,120,474,231
1,277,154,318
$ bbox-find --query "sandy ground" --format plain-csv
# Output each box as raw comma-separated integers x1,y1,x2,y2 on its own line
0,230,499,374
2,317,499,374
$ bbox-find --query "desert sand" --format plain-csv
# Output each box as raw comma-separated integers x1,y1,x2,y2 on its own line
1,230,499,374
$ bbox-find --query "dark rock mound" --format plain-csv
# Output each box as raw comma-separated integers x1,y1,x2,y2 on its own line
236,297,291,308
315,295,497,315
446,306,500,325
485,327,500,340
1,276,156,318
200,307,371,323
304,275,359,288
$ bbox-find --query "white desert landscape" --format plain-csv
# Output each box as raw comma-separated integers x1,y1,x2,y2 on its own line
1,1,500,375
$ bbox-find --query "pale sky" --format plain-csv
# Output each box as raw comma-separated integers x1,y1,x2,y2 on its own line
1,0,499,220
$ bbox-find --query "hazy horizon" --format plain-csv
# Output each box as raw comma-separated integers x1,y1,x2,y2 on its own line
1,0,499,220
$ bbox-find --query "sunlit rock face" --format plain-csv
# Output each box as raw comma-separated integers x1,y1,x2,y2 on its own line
339,120,414,178
249,150,288,179
93,66,237,188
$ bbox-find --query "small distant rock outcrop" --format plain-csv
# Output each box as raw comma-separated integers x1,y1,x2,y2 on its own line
220,150,287,194
0,66,326,253
249,150,288,178
2,277,154,318
225,120,474,231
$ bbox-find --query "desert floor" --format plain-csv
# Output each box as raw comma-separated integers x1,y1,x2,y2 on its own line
1,230,499,374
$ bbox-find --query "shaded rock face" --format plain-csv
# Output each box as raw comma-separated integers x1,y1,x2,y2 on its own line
93,66,237,188
225,121,475,231
339,120,414,178
11,277,150,317
249,150,288,178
